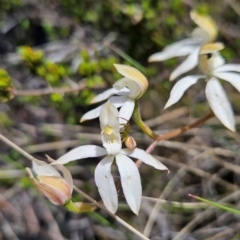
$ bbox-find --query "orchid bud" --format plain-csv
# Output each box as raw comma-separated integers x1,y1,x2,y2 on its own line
198,42,225,75
125,136,137,151
190,11,218,43
26,159,73,205
113,64,148,99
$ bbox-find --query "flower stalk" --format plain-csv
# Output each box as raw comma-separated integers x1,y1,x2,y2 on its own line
132,100,158,139
64,200,94,213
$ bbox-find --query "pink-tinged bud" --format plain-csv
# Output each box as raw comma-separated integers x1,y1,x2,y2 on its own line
26,158,73,205
125,136,137,151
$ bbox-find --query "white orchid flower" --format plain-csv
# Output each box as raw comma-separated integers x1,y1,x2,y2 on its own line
80,64,148,125
53,101,168,214
148,10,218,81
164,42,240,132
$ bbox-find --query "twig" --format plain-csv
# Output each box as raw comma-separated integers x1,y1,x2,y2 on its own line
136,111,214,167
11,82,86,96
0,134,149,240
142,196,208,209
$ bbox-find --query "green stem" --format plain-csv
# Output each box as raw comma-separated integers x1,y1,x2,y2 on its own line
64,200,93,213
132,100,157,139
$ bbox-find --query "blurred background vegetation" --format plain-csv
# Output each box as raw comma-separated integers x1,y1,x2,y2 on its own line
1,0,240,239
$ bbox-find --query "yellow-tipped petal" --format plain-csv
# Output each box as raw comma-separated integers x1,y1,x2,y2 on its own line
199,42,225,54
113,64,148,99
190,10,218,42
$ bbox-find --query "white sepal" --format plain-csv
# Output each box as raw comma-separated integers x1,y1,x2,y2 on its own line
80,105,103,123
121,148,169,172
148,38,198,62
52,145,107,165
213,64,240,73
206,77,235,132
213,72,240,92
91,88,120,104
80,95,128,122
170,47,200,81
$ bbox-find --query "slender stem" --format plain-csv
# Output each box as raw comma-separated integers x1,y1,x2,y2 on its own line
0,133,149,240
132,101,158,139
155,111,214,142
0,134,35,161
11,82,86,96
135,111,214,167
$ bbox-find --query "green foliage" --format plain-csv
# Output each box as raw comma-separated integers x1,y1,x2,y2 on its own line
0,68,13,102
60,0,187,61
0,113,13,126
18,46,44,67
78,49,119,76
19,46,70,87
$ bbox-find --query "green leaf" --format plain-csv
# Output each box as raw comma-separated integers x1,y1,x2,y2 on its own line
189,194,240,215
107,44,147,74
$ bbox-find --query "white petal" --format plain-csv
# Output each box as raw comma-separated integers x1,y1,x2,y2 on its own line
148,38,199,62
32,159,60,176
206,78,236,132
52,145,107,165
120,148,169,171
80,96,128,122
91,88,123,104
116,154,142,215
118,99,135,125
170,47,200,81
213,64,240,73
164,75,203,109
94,155,118,213
214,72,240,92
